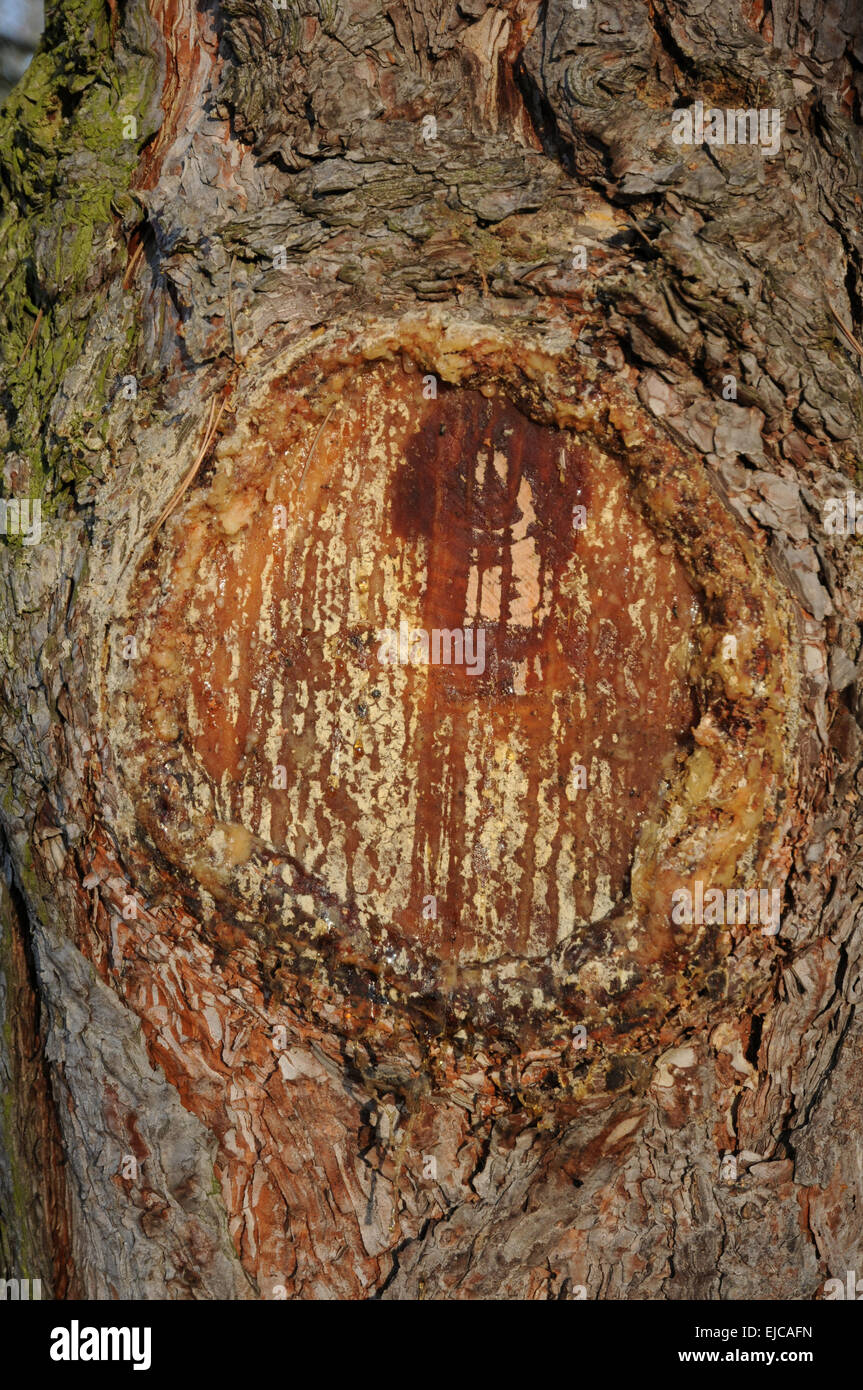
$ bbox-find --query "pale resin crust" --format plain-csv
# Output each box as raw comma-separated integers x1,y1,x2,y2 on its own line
108,310,802,1064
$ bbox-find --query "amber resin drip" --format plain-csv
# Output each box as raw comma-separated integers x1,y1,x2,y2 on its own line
130,360,700,969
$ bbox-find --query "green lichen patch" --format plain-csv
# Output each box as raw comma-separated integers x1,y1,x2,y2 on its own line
0,0,162,512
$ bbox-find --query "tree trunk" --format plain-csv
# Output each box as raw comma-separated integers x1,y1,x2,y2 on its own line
1,0,862,1301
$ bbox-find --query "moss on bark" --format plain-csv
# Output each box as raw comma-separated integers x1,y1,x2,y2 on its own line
0,0,160,506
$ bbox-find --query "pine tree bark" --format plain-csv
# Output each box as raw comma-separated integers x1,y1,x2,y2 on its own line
1,0,861,1300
